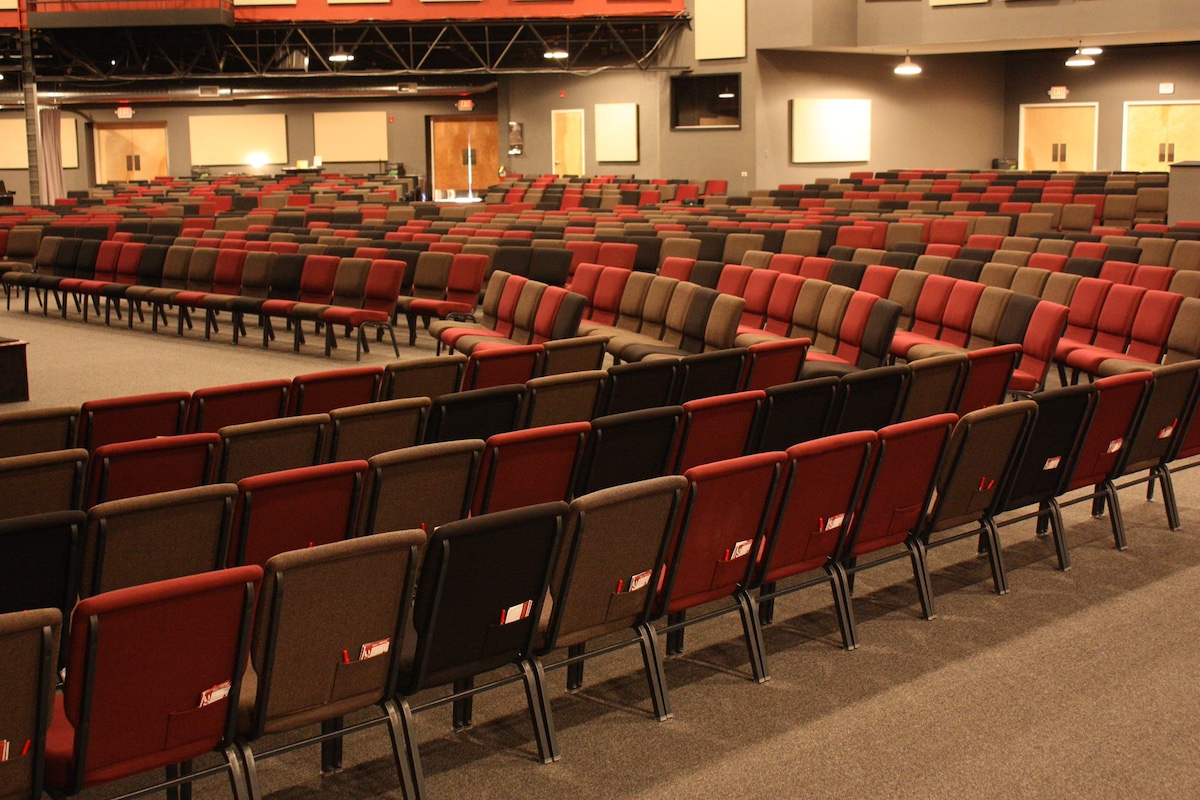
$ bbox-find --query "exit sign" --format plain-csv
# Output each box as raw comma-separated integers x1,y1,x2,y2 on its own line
457,99,475,112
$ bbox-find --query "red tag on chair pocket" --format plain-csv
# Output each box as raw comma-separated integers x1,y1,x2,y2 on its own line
1043,456,1061,471
722,539,752,562
500,600,532,625
359,638,391,660
199,680,232,708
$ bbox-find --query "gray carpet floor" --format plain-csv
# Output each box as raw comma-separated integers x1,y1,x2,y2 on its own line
4,303,1199,799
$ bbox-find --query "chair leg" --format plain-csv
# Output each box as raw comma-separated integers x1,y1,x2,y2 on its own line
225,744,252,800
827,562,859,650
325,323,337,358
735,589,769,683
981,517,1009,595
1104,480,1127,550
1045,499,1071,571
757,582,776,626
1157,465,1182,531
406,311,420,347
665,611,686,656
451,676,474,730
395,698,426,800
520,660,555,764
528,658,560,762
384,699,422,800
906,538,937,621
320,716,343,773
565,643,585,690
235,740,264,800
166,760,193,800
636,622,672,721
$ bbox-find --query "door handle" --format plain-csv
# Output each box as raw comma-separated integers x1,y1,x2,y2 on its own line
1060,143,1066,162
1168,143,1175,163
1051,143,1059,163
1160,143,1167,163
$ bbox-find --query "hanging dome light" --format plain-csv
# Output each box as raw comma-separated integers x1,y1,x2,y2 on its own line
1065,49,1095,67
1079,45,1103,56
894,53,922,76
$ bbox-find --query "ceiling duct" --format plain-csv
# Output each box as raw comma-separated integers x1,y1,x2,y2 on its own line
278,49,309,71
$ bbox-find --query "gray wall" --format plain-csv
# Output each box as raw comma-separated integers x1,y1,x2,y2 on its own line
756,50,1007,188
1003,44,1200,171
498,71,667,182
0,93,499,204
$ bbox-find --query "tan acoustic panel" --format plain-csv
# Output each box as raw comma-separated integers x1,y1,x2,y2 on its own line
789,99,871,164
0,117,81,169
694,0,745,60
313,111,388,162
189,113,288,167
594,103,639,163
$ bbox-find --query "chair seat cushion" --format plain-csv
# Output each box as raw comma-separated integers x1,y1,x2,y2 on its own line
323,307,390,327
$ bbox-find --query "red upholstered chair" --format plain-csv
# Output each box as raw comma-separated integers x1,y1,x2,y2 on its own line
889,274,957,359
186,380,290,434
461,344,543,391
673,390,764,473
43,566,262,800
229,460,367,568
1057,284,1147,381
1010,301,1069,393
321,259,406,359
1049,371,1154,555
77,391,189,452
286,366,383,416
1063,290,1182,380
658,257,694,282
403,253,489,346
741,338,810,391
85,432,219,508
1131,264,1173,291
596,241,638,269
859,264,899,298
748,430,875,655
957,343,1021,414
472,421,590,515
735,268,780,330
259,254,339,352
798,256,834,281
928,218,970,245
565,261,603,303
837,413,957,629
1098,260,1137,285
655,451,786,682
586,266,631,325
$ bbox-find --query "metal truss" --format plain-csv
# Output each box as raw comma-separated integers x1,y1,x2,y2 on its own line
8,15,689,91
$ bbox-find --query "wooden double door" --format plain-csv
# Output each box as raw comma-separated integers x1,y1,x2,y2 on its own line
428,116,499,200
94,122,168,183
1019,104,1097,172
1124,102,1200,171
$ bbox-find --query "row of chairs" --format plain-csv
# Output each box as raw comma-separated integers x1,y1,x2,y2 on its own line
10,354,1200,800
